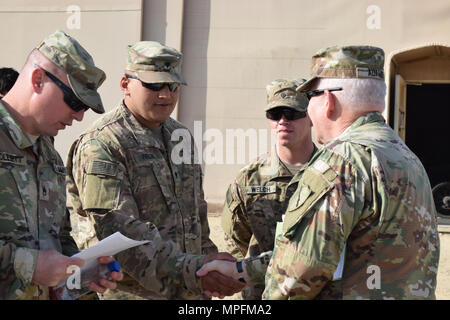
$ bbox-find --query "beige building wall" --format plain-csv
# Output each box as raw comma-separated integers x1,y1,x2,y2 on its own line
0,0,448,206
0,0,142,162
176,0,450,206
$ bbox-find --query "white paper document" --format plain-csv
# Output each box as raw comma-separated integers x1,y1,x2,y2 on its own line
72,232,150,271
332,242,346,281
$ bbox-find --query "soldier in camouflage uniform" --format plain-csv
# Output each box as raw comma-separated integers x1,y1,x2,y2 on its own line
0,30,121,299
262,45,441,299
197,45,440,300
221,79,316,299
66,41,245,300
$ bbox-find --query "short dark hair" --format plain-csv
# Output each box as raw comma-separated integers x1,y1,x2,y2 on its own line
0,67,19,96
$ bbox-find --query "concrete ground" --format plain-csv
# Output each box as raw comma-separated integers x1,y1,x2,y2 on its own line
207,214,450,300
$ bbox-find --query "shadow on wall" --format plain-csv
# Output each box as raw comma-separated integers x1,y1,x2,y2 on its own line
141,1,166,43
178,0,211,173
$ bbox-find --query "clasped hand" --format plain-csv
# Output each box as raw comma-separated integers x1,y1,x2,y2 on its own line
197,252,247,299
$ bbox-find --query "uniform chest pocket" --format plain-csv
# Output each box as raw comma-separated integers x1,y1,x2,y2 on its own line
38,162,68,231
0,156,30,236
131,154,171,222
132,153,168,190
134,163,159,190
38,162,66,201
283,166,337,238
246,184,283,220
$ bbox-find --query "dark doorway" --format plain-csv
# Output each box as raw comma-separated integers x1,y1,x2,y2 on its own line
405,83,450,219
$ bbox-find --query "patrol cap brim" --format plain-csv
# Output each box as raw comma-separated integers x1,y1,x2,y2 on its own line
264,94,309,112
295,76,317,92
68,75,105,114
264,103,299,112
135,71,187,85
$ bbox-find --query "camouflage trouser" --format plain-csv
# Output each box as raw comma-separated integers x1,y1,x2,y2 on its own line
98,274,208,300
98,289,147,300
240,283,264,300
78,291,99,300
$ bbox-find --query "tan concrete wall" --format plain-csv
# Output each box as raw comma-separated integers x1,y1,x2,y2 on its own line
0,0,142,162
1,0,448,204
177,0,450,206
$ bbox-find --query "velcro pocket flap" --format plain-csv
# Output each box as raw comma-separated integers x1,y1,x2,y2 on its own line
83,160,119,210
283,163,337,238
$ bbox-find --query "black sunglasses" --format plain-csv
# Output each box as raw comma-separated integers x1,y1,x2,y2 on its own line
304,87,343,100
125,74,180,92
266,107,307,121
35,65,89,112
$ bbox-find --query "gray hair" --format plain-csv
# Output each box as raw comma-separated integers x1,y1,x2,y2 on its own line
315,78,386,112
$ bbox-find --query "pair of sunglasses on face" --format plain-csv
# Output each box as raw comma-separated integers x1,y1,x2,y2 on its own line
266,108,307,121
304,87,343,100
266,87,343,121
125,74,180,92
34,64,89,112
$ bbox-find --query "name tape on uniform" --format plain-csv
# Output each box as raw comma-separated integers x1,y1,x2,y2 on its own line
244,185,276,194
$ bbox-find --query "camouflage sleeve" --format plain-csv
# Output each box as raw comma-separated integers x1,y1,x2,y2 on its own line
263,155,365,300
72,138,206,298
243,250,272,285
0,242,39,299
196,163,218,255
59,209,80,257
221,182,252,260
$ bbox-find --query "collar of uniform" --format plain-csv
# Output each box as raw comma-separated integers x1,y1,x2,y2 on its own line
119,101,166,150
25,132,39,145
282,143,319,175
0,100,35,149
276,153,295,178
286,144,319,186
260,145,294,180
325,111,385,148
348,111,385,131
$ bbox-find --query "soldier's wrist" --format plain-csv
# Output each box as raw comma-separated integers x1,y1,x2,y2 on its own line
235,260,248,283
185,254,206,294
14,247,39,286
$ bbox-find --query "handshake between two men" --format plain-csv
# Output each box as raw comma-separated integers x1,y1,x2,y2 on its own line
197,252,256,299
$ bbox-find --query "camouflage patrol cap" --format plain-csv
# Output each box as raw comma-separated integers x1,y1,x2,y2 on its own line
265,79,309,112
297,45,385,92
125,41,187,85
36,30,106,114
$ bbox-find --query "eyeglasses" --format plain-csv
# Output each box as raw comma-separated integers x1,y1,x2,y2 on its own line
304,87,343,100
266,107,307,121
125,74,180,92
34,64,89,112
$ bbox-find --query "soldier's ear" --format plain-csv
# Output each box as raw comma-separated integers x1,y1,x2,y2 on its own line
324,90,336,118
31,67,44,93
120,75,130,95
